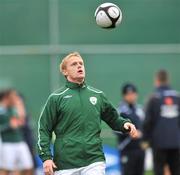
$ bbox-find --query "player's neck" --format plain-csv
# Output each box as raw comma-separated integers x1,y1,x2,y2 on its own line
67,77,84,85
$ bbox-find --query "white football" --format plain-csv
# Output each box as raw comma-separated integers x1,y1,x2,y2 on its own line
95,2,122,29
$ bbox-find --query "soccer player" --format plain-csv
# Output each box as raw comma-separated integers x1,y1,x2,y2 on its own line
116,83,145,175
0,90,33,175
37,52,138,175
143,70,180,175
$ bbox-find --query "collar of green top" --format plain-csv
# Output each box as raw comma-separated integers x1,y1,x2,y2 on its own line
66,80,86,89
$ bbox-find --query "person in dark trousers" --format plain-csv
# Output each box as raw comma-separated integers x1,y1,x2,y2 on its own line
143,70,180,175
116,83,145,175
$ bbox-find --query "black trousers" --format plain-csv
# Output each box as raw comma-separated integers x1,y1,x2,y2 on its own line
120,149,145,175
153,148,180,175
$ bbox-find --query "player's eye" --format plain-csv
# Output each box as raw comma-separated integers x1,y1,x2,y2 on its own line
79,62,83,66
71,62,77,66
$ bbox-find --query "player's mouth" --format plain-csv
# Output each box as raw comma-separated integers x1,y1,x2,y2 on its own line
77,70,83,74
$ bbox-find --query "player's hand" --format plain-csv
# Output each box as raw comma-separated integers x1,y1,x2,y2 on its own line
43,160,57,175
136,129,143,139
123,122,138,139
10,117,19,129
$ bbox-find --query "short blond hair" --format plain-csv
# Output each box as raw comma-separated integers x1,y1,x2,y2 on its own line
59,52,82,73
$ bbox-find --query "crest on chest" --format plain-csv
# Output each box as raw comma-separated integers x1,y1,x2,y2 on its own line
89,96,97,105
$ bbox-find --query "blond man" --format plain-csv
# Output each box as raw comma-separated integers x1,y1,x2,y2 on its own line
37,52,138,175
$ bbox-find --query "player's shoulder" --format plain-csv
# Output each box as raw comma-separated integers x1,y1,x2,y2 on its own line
117,101,129,114
86,85,103,94
164,89,180,97
149,92,160,100
144,93,158,107
49,86,70,99
170,89,180,99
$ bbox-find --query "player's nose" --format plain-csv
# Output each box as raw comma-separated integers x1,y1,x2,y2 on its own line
77,64,82,68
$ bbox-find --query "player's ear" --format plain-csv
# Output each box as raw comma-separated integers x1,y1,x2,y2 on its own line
62,69,68,76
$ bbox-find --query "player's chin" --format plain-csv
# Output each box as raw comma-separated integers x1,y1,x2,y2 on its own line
77,74,85,79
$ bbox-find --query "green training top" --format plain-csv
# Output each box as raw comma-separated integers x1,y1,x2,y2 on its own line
0,106,24,142
37,81,130,170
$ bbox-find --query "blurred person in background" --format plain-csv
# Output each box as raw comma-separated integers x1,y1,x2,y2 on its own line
116,83,145,175
37,52,138,175
0,89,34,175
143,70,180,175
19,93,38,174
0,90,14,167
0,90,20,174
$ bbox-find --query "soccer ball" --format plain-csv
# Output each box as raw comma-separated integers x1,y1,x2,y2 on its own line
94,2,122,29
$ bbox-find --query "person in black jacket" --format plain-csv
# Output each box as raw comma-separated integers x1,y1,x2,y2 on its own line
117,83,145,175
143,70,180,175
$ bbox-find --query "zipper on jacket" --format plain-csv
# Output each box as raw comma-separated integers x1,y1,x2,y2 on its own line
78,87,86,160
